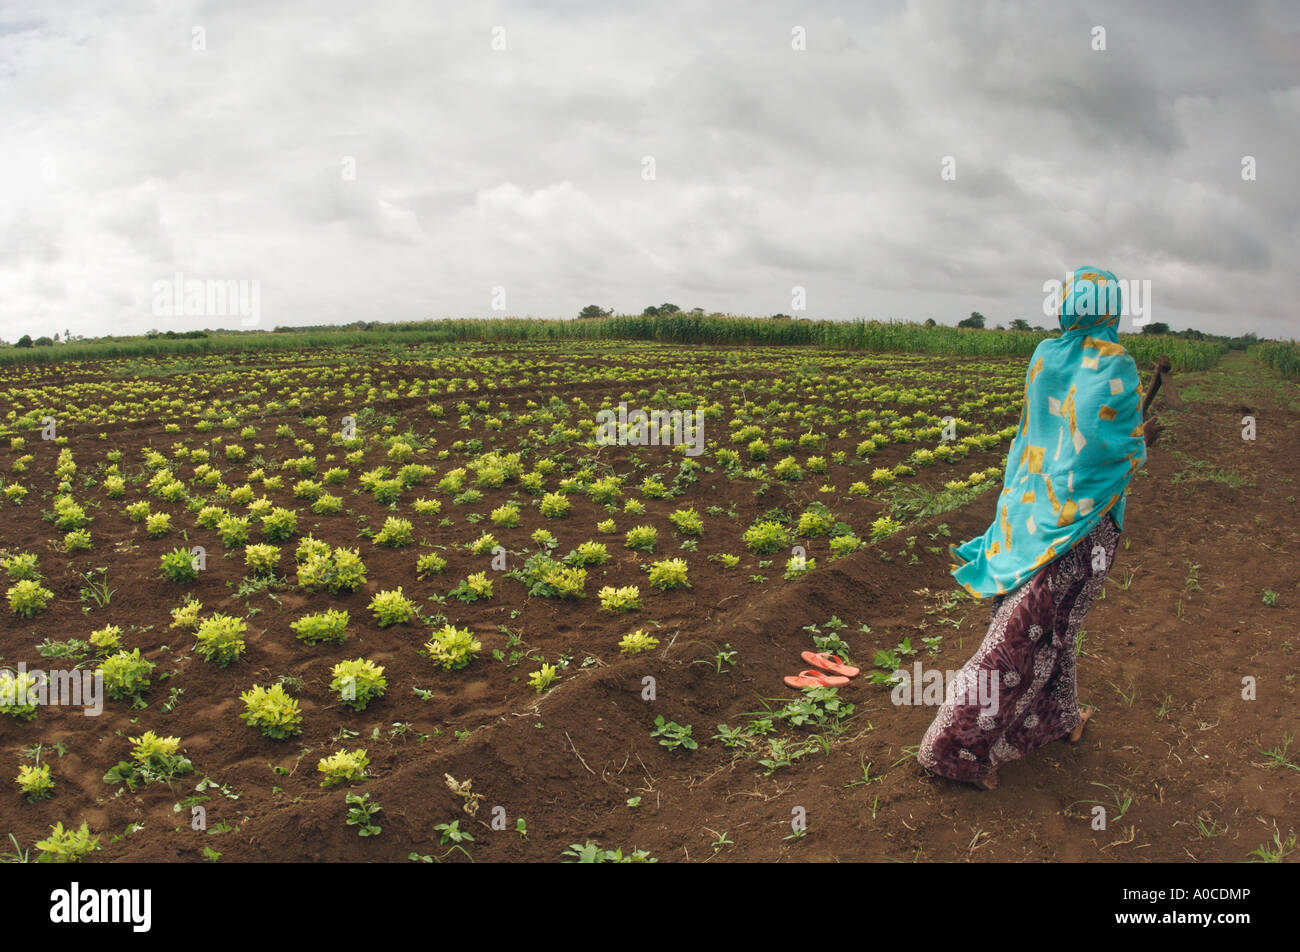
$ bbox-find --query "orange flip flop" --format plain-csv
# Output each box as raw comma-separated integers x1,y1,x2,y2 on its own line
801,651,860,678
783,669,850,689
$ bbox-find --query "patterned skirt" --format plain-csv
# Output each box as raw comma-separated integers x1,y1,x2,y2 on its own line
918,513,1121,784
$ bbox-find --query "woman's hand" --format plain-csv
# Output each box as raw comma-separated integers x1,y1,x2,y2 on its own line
1143,416,1165,447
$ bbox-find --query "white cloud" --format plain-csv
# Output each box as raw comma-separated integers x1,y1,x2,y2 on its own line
0,0,1296,339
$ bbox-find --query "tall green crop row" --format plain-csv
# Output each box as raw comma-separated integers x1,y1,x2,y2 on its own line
0,314,1227,372
1251,342,1300,381
1122,336,1227,373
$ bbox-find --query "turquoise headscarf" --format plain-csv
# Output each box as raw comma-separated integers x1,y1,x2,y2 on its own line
950,267,1147,598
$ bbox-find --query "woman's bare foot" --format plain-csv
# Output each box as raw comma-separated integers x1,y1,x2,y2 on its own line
1067,704,1096,744
974,772,998,790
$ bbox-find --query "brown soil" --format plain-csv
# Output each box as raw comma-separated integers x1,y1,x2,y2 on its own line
1,348,1295,863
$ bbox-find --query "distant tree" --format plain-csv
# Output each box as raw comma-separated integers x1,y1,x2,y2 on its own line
958,312,986,329
924,318,937,327
642,305,658,317
1033,325,1045,331
771,313,792,321
577,305,612,319
657,303,680,315
33,336,54,347
1141,322,1170,335
690,307,704,313
1009,318,1032,331
15,334,33,348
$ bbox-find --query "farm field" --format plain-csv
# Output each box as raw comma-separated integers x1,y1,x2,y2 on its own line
0,340,1295,863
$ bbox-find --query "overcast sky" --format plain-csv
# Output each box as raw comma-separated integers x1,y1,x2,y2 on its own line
1,0,1297,341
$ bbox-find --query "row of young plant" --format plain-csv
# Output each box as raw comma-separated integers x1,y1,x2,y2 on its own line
0,315,1230,371
0,346,1023,861
0,339,1021,441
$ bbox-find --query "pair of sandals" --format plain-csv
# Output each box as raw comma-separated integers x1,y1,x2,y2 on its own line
783,652,860,689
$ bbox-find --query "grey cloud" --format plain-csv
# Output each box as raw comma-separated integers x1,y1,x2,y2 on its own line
0,0,1295,340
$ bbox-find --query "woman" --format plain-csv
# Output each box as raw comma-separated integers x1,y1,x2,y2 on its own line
918,267,1162,790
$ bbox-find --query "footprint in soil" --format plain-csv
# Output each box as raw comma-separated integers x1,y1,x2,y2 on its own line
447,679,493,714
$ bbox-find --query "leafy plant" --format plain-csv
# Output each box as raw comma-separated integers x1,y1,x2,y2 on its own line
196,505,227,530
104,731,194,789
88,624,123,654
244,543,281,576
145,512,172,537
239,683,303,739
170,597,203,631
296,545,368,593
125,501,151,523
598,585,642,612
194,613,248,667
624,525,658,552
706,644,738,673
712,723,750,749
651,715,698,752
34,822,100,864
742,521,788,554
345,792,382,836
562,841,656,863
330,658,388,712
77,567,116,611
312,493,342,514
2,552,40,582
508,553,588,598
318,748,369,787
7,579,53,618
784,554,815,579
777,686,855,732
101,648,156,706
15,762,54,801
425,624,482,671
291,609,350,645
647,558,690,590
773,456,803,481
565,541,610,566
368,588,417,628
415,552,448,577
435,818,475,846
618,629,660,654
374,516,415,548
528,663,559,693
490,503,520,528
870,516,903,540
37,637,92,661
539,492,571,518
217,514,251,548
450,572,494,603
159,547,199,583
260,507,298,542
669,507,704,536
467,532,498,556
796,504,836,537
